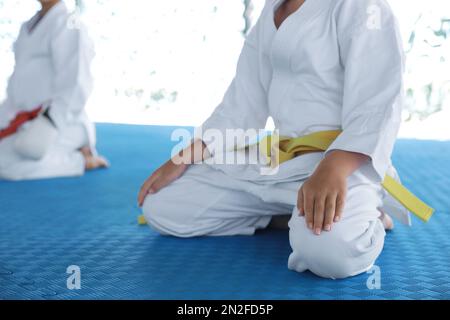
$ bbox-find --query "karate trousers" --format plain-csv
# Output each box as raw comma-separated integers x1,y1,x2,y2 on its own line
143,163,386,279
0,123,89,181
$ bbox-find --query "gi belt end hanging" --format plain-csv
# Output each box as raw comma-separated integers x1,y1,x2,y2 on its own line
381,175,434,223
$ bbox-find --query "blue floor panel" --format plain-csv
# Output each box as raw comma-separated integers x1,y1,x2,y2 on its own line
0,123,449,300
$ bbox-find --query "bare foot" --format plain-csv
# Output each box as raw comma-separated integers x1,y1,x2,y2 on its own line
80,147,109,171
379,209,394,231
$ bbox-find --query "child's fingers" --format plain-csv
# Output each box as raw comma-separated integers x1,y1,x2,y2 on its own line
138,186,150,207
334,192,346,222
152,168,183,193
149,177,167,194
313,196,325,235
297,187,305,216
304,192,314,230
323,194,337,231
138,187,147,207
138,173,158,206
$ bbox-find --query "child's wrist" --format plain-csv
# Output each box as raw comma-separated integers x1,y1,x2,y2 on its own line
316,160,350,179
319,150,369,178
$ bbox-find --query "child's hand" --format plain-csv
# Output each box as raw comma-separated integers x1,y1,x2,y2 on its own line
138,159,188,207
298,165,347,235
137,139,209,207
297,150,369,235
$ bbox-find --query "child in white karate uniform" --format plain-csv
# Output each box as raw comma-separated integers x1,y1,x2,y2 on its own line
0,0,108,180
138,0,404,279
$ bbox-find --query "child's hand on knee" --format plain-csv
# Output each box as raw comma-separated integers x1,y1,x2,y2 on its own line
138,139,209,206
138,159,188,206
297,150,369,235
297,166,347,235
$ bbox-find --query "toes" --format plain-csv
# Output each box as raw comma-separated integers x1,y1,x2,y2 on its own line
384,215,394,230
85,155,109,170
379,210,394,231
97,156,110,168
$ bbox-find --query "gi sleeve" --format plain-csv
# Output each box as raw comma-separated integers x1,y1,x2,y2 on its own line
0,27,24,130
195,14,269,155
48,17,95,128
325,0,404,181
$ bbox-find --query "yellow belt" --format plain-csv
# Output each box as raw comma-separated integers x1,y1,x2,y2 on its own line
138,130,434,225
258,130,434,223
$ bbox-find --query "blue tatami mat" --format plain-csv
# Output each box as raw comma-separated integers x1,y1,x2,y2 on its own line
0,123,449,300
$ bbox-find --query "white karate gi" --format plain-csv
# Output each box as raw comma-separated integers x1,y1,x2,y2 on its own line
143,0,406,279
0,2,96,180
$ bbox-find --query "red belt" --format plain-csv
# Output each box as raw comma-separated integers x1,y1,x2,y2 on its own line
0,105,42,140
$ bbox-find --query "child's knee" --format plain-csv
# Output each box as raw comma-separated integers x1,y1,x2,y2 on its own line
142,193,167,235
142,190,199,238
13,116,58,160
287,214,384,279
